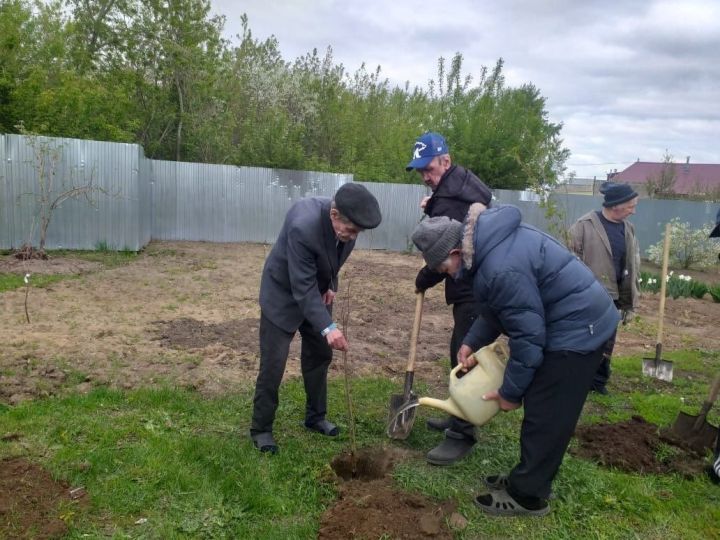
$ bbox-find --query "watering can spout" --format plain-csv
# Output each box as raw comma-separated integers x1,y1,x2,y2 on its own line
418,397,467,422
416,341,511,427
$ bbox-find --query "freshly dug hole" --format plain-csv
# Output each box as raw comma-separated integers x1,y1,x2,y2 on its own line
330,446,394,480
320,446,459,539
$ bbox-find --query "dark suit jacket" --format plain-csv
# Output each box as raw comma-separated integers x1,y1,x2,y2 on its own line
259,197,354,333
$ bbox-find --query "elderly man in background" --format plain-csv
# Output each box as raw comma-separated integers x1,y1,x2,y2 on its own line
250,183,382,455
568,182,640,395
406,131,493,466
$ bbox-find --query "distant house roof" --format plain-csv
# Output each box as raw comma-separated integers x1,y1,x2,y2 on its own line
609,161,720,195
562,176,596,186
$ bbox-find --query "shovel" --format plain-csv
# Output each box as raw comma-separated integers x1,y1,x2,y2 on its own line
661,374,720,455
386,291,424,440
642,223,674,382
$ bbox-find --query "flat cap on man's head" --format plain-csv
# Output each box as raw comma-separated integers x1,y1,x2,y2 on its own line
406,132,449,171
600,182,638,208
334,183,382,229
411,216,463,270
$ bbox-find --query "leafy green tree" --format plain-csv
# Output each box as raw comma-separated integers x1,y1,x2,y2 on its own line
1,5,568,188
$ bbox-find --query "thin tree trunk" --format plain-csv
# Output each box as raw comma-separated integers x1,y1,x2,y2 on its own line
175,76,184,161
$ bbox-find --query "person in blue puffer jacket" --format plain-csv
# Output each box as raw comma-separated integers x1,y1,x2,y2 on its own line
411,203,619,517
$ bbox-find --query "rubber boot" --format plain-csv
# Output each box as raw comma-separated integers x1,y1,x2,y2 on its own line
426,416,452,431
425,429,475,466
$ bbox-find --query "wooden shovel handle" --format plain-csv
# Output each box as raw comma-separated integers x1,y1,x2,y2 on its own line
656,223,671,345
707,374,720,405
405,291,424,372
694,374,720,429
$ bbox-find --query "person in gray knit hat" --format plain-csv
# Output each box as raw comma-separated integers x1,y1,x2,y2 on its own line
412,203,619,517
412,216,464,270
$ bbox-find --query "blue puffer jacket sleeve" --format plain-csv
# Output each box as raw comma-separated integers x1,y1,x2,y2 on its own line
462,270,546,403
487,270,546,402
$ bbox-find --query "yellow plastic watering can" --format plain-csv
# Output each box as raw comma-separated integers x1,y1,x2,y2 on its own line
419,340,510,426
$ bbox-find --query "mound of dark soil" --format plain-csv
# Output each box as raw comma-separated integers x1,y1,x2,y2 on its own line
320,447,459,539
572,415,708,477
151,317,260,351
0,457,85,539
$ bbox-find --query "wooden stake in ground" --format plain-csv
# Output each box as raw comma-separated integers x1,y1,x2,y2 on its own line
339,274,357,474
24,273,31,324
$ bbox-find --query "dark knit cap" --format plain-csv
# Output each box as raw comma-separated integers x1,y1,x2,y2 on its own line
600,182,638,208
411,216,463,269
334,183,382,229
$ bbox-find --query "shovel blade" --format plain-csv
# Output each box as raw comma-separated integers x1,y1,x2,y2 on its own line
662,411,719,455
642,357,674,382
386,394,419,440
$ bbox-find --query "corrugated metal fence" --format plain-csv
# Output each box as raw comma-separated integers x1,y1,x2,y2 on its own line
1,134,718,253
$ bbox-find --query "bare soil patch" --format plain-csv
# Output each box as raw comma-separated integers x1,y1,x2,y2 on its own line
320,446,458,539
0,457,86,540
0,242,452,404
0,254,101,276
1,241,719,537
0,241,718,405
572,415,707,477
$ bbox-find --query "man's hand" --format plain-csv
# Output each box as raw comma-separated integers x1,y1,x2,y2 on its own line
420,196,431,209
326,328,348,351
482,390,521,411
322,290,336,306
457,344,476,371
621,310,635,325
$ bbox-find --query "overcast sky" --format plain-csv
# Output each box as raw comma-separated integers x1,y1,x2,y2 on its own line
209,0,720,180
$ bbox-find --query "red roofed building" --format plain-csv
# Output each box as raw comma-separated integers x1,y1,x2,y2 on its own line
608,159,720,199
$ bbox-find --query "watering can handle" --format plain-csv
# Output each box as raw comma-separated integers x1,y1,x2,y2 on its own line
450,363,473,380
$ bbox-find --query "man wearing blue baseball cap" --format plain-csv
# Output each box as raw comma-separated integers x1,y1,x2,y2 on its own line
406,132,493,465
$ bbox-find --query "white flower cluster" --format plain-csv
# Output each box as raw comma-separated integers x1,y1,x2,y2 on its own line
638,277,659,285
677,274,692,281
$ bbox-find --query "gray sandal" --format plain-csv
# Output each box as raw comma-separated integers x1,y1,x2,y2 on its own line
483,474,509,490
304,419,339,437
251,432,278,454
483,475,555,500
474,488,550,517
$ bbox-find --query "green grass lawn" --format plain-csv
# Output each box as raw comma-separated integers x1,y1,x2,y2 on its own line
1,351,720,539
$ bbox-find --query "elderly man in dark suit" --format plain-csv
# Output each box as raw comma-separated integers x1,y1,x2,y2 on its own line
250,183,382,454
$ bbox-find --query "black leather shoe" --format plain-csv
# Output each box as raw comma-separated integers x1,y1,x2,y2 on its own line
425,429,475,466
426,416,452,432
591,386,609,395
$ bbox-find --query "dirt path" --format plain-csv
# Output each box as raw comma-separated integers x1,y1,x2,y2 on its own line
1,241,719,404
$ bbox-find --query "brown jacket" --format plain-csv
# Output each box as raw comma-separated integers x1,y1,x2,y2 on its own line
568,211,640,311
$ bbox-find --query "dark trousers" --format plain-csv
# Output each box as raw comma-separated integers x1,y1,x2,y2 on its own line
593,301,620,389
593,329,616,388
448,301,479,441
507,345,605,502
250,313,333,435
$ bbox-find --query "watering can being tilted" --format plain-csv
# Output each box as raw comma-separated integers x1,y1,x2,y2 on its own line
387,340,510,437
